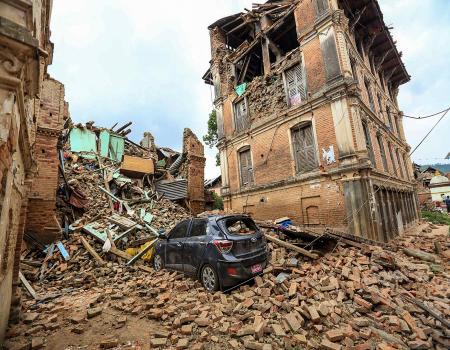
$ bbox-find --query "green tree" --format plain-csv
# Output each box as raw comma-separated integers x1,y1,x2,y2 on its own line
203,110,220,166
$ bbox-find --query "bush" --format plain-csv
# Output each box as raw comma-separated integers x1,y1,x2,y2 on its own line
212,192,224,210
421,210,450,225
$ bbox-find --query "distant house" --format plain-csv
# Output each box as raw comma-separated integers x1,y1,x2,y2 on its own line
204,175,222,197
429,174,450,203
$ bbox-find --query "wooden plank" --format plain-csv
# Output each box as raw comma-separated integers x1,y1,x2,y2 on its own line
19,271,37,299
264,234,318,259
126,239,158,266
56,241,70,261
109,247,133,260
80,237,105,265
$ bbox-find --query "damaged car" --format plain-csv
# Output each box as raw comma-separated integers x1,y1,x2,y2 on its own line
153,215,268,291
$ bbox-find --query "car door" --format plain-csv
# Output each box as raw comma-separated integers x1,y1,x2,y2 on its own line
183,218,209,275
165,219,191,271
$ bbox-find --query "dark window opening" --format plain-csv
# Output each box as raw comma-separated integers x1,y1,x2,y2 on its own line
267,12,299,54
292,123,318,173
396,149,404,178
377,93,383,117
235,45,264,84
350,57,358,83
386,106,393,130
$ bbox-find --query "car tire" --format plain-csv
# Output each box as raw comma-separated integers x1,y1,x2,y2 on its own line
201,264,219,292
153,254,164,272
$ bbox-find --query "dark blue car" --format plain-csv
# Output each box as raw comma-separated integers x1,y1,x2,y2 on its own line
153,215,268,291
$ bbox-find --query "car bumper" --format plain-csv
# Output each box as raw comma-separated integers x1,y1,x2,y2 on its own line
217,250,268,289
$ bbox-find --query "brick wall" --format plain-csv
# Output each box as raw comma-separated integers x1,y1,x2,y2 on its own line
26,78,67,242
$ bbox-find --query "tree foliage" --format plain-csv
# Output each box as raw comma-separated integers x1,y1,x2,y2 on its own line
212,192,224,210
203,110,220,166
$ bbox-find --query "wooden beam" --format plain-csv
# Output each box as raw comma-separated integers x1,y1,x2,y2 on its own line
264,234,318,259
19,271,37,299
80,236,105,265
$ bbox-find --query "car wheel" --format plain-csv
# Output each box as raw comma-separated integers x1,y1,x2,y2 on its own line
154,254,163,272
201,265,219,292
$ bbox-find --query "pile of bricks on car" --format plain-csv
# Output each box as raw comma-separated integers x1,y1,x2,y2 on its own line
6,220,449,350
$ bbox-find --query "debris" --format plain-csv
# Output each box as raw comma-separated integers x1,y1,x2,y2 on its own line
19,272,37,300
264,233,318,259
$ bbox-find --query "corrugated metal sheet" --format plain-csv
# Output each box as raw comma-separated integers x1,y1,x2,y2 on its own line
155,179,187,201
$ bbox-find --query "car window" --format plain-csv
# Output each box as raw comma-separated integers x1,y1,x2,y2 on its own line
221,217,257,236
190,219,208,237
169,220,190,239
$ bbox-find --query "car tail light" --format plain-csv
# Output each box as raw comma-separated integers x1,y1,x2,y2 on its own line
213,240,233,254
227,267,238,276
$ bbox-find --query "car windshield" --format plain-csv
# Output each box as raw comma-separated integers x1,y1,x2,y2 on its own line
220,217,258,236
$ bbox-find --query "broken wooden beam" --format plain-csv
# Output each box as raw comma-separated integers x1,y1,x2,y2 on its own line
264,234,318,259
80,236,105,265
126,239,158,266
19,271,37,299
402,248,438,263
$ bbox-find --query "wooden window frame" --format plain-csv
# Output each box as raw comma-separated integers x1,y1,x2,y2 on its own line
291,122,318,174
376,133,388,172
233,97,249,133
238,146,254,188
362,120,376,166
283,61,307,108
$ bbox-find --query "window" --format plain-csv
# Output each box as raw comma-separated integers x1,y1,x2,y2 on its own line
388,142,397,175
396,149,404,178
169,219,190,240
220,217,258,236
386,106,393,131
190,219,208,237
350,57,358,83
377,134,388,171
378,71,385,92
365,80,375,111
403,154,410,179
291,123,318,173
377,93,383,117
362,121,376,166
234,98,249,132
314,0,329,18
285,63,306,107
394,116,401,137
239,147,254,187
356,36,364,58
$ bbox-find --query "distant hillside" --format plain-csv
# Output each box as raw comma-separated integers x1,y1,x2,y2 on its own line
419,163,450,173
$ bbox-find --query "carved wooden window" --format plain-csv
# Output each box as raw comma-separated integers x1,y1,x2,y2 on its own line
365,79,375,111
350,57,359,83
396,149,405,178
314,0,329,18
362,121,376,166
377,133,388,171
239,147,254,187
388,142,397,175
233,98,249,133
377,93,383,117
285,63,306,107
291,123,318,173
386,106,394,131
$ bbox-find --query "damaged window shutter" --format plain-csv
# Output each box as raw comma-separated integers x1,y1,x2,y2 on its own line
235,99,248,132
314,0,329,18
362,122,376,166
292,124,317,173
239,148,253,186
286,63,305,107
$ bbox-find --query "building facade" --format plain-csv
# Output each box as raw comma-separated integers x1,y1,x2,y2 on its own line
0,0,66,340
204,0,419,243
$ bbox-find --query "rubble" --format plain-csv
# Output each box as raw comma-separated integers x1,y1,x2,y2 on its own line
6,219,449,349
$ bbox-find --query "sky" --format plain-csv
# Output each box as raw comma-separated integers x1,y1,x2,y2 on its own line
48,0,450,179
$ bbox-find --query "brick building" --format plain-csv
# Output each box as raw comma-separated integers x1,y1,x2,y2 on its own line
203,0,419,243
0,0,66,340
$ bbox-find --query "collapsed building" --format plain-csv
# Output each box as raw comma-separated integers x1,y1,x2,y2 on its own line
0,0,68,340
203,0,419,243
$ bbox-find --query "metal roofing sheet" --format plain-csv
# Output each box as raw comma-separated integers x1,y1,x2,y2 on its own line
155,179,188,201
